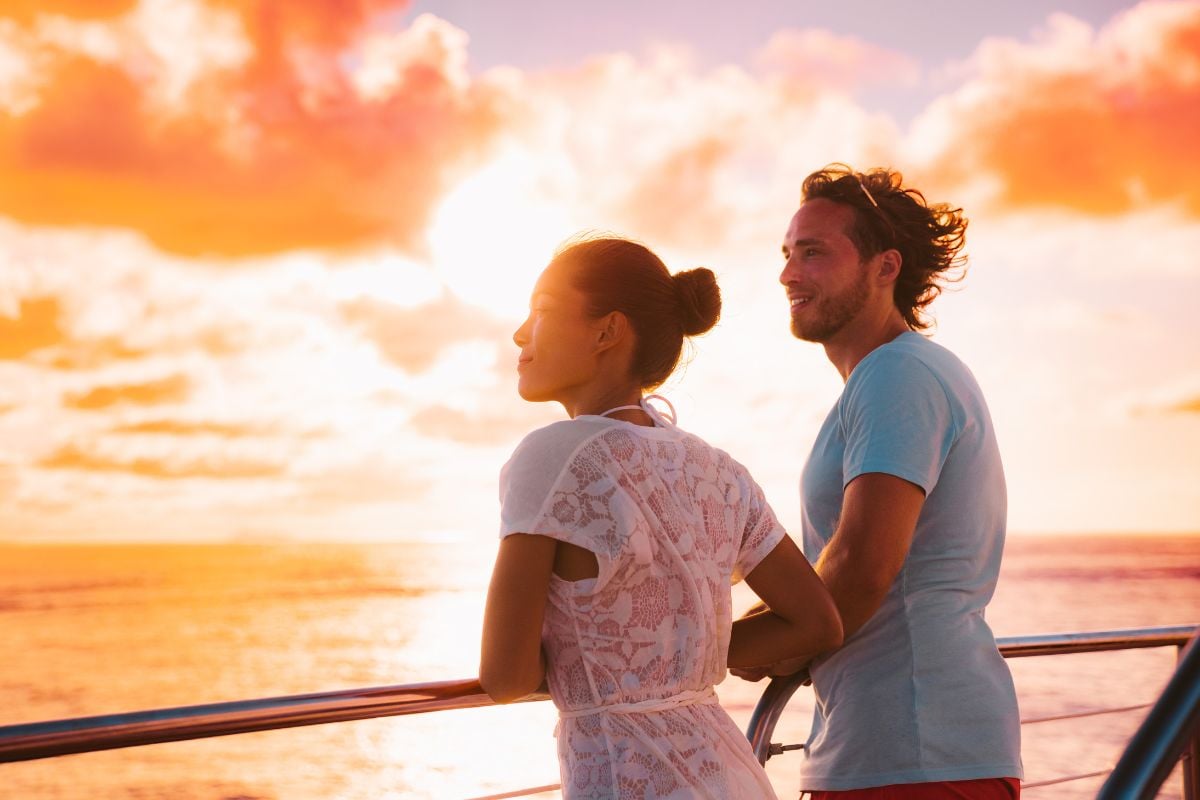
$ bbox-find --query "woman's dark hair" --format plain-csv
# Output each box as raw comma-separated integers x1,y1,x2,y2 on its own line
801,163,968,331
547,236,720,389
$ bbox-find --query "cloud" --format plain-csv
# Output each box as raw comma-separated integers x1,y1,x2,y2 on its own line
39,442,283,479
1167,397,1200,414
0,2,135,27
42,338,149,369
914,1,1200,215
753,28,920,91
293,457,433,506
110,419,289,436
408,402,558,446
0,2,511,257
511,48,900,254
0,296,65,358
65,374,190,409
343,293,510,372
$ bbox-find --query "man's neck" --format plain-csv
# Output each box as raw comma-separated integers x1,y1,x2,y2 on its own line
823,315,911,382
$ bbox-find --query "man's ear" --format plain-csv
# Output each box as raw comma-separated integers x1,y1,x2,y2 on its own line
594,310,629,353
877,249,903,285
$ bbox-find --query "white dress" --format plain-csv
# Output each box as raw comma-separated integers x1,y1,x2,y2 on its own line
499,413,785,799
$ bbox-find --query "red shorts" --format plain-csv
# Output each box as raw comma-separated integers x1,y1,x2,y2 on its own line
806,777,1020,800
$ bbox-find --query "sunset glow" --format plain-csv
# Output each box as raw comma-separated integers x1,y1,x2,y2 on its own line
0,0,1197,540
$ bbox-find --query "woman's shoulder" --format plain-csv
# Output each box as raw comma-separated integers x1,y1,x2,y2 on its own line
512,418,611,453
504,418,613,475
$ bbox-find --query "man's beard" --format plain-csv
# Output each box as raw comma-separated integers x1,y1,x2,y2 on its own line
790,267,871,342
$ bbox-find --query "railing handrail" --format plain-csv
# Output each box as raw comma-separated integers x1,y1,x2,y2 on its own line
0,679,549,763
744,623,1198,762
0,623,1195,769
1097,632,1200,799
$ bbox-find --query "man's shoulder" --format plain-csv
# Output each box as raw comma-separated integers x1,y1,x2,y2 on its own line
854,333,972,387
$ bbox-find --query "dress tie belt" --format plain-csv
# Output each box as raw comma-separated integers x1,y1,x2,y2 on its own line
554,687,718,735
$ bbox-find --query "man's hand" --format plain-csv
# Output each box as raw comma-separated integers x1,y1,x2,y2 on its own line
729,655,810,682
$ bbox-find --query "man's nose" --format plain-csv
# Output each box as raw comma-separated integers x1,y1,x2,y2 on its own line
779,255,799,286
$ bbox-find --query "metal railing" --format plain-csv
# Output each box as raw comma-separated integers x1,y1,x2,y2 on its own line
0,679,546,763
746,624,1199,797
1,624,1196,799
1098,632,1200,799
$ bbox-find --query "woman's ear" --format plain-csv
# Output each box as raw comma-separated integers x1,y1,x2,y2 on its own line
594,310,630,353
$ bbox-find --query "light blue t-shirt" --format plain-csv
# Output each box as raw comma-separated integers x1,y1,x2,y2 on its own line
800,332,1023,791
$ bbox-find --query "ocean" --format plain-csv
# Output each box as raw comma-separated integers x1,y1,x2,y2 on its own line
1,534,1197,799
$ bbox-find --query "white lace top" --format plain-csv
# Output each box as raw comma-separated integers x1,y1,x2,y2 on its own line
499,414,786,799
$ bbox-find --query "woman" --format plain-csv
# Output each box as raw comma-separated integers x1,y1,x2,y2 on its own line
480,236,842,799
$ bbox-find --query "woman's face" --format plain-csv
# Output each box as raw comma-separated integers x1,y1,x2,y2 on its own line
512,267,603,407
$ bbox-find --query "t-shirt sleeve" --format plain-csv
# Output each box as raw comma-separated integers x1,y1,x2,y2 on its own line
840,350,960,494
497,422,606,553
732,470,788,583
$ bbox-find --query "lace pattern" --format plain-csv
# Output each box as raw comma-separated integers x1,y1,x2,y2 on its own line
499,419,786,799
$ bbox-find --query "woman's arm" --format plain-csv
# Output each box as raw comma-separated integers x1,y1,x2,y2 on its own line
479,533,557,703
728,535,843,670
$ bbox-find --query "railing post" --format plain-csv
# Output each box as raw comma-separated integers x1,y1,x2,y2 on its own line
1184,642,1200,800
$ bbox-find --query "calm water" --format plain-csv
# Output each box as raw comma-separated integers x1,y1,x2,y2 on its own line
1,534,1197,799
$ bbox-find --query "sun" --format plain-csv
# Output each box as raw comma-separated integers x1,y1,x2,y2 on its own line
427,147,575,321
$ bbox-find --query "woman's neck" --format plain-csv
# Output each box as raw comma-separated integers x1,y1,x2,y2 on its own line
565,385,652,426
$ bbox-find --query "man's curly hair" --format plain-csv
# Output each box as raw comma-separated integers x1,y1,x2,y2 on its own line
801,164,967,331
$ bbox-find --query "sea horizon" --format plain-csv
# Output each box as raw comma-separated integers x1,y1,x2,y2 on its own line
2,532,1197,798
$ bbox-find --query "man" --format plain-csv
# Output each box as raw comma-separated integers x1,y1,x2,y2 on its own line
736,164,1023,798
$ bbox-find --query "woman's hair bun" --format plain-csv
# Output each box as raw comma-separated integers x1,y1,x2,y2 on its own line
671,268,721,336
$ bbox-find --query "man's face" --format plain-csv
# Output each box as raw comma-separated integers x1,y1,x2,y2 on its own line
779,198,871,343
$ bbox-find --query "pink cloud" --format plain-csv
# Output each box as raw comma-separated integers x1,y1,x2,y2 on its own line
754,28,920,90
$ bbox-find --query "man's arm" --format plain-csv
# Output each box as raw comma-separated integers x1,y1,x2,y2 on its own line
731,471,924,680
728,536,843,669
817,472,924,639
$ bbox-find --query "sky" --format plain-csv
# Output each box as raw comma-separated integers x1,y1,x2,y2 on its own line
0,0,1197,541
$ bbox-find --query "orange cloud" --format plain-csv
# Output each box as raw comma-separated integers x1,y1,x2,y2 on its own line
618,136,738,248
925,2,1200,215
40,443,282,479
409,402,557,446
45,338,148,369
343,293,510,372
296,458,432,506
1166,396,1200,414
0,297,65,358
111,419,272,436
2,1,134,24
0,2,509,257
65,374,190,409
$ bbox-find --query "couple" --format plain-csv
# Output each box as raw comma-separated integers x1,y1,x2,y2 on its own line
479,164,1023,799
